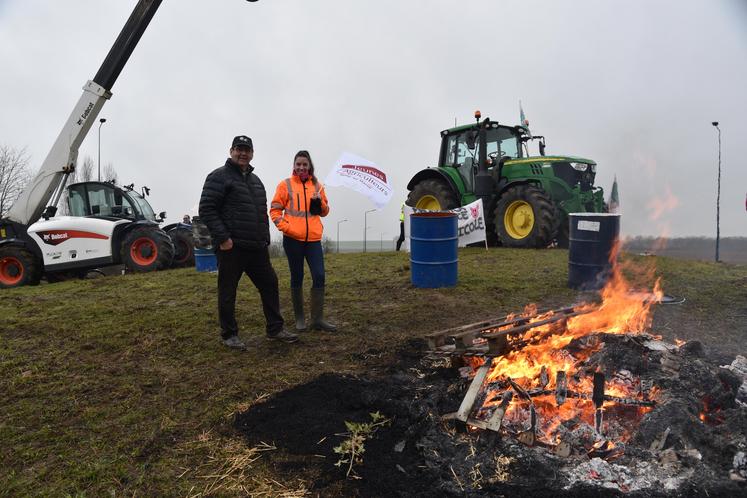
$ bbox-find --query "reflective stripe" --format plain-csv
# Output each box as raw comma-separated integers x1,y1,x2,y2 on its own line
285,179,293,203
284,207,306,217
270,202,284,209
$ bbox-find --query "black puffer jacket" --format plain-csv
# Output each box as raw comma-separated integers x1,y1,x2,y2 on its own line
198,159,270,250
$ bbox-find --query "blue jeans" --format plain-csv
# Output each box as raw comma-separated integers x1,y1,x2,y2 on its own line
282,236,325,289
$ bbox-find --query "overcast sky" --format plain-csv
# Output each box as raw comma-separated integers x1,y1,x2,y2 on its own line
1,0,745,241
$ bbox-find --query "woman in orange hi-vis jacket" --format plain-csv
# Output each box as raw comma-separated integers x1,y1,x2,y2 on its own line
270,150,336,332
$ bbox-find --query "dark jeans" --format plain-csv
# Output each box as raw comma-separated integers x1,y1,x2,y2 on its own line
396,221,405,251
216,246,284,338
282,236,325,289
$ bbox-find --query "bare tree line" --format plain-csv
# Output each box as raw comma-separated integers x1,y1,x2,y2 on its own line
0,145,32,217
0,144,117,217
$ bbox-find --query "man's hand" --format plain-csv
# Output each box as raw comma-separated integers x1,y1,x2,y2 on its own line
219,238,234,251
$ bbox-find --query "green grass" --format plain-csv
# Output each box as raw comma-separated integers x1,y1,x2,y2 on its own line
1,248,745,496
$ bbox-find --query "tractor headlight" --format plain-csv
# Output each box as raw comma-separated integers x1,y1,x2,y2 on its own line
570,162,588,172
590,164,597,173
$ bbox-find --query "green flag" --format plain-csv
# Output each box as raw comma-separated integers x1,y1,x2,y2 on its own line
608,176,619,213
519,100,532,138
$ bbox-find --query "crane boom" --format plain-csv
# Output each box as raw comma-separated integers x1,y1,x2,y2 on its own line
5,0,163,226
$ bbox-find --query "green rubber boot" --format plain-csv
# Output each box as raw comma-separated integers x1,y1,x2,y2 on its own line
310,287,337,332
291,287,306,332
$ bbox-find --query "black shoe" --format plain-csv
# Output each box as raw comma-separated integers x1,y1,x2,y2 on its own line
222,335,247,350
267,329,299,343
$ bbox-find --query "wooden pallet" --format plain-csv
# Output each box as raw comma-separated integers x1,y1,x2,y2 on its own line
425,306,588,357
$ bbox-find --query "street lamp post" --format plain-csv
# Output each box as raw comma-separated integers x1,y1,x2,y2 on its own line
364,209,376,253
337,219,348,254
712,121,721,263
97,118,107,181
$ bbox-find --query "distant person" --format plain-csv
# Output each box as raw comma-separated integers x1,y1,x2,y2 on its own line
396,202,405,251
199,135,298,350
182,214,192,225
270,150,337,332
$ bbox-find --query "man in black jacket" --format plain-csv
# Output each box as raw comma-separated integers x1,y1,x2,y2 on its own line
199,135,298,349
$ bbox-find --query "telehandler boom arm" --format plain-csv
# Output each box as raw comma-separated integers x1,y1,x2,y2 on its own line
5,0,163,226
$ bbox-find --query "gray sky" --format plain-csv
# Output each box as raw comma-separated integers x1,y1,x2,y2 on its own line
1,0,745,241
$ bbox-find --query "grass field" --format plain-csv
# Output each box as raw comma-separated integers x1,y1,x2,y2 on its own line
1,248,746,496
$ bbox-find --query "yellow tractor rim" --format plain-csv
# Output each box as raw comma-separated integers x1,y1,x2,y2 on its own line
504,200,534,239
415,195,442,211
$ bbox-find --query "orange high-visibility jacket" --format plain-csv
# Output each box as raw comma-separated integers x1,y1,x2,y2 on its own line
270,176,330,242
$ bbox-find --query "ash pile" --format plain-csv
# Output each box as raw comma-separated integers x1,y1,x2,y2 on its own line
422,333,747,496
234,337,746,497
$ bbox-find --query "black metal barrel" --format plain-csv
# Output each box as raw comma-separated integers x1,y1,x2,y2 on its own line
568,213,621,290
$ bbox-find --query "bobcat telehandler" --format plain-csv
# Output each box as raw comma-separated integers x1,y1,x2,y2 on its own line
0,0,240,288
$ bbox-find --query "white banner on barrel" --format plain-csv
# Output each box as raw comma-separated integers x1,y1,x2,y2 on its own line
403,199,487,251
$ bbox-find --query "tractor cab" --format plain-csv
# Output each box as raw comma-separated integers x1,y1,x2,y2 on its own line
67,181,165,222
439,121,525,191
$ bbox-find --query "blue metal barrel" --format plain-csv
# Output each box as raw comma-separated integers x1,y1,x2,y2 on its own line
568,213,621,290
194,248,217,272
410,212,458,288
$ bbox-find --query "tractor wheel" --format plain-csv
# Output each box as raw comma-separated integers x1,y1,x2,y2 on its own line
494,185,557,248
121,226,174,272
0,246,42,288
168,227,195,267
407,179,459,211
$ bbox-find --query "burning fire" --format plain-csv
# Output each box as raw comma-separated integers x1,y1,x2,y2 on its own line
468,244,664,448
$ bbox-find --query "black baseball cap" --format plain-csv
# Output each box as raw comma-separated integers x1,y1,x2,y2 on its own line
231,135,253,149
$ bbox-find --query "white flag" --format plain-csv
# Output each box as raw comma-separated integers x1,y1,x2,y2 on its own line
324,152,393,209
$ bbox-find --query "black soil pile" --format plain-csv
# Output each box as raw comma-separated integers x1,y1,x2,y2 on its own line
235,338,747,497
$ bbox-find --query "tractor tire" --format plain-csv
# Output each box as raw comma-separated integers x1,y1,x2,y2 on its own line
494,185,557,248
0,246,42,288
121,226,174,272
407,179,459,211
168,227,195,268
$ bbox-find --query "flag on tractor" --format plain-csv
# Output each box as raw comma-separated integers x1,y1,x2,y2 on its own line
324,151,393,209
608,176,620,213
519,100,532,138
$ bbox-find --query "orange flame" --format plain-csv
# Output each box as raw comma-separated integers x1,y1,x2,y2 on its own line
473,244,662,445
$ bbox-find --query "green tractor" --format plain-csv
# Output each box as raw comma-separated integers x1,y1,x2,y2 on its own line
406,111,606,248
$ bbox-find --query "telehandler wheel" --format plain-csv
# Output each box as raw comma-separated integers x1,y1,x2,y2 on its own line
494,185,557,248
168,227,194,268
0,246,41,288
407,179,459,211
122,226,174,272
